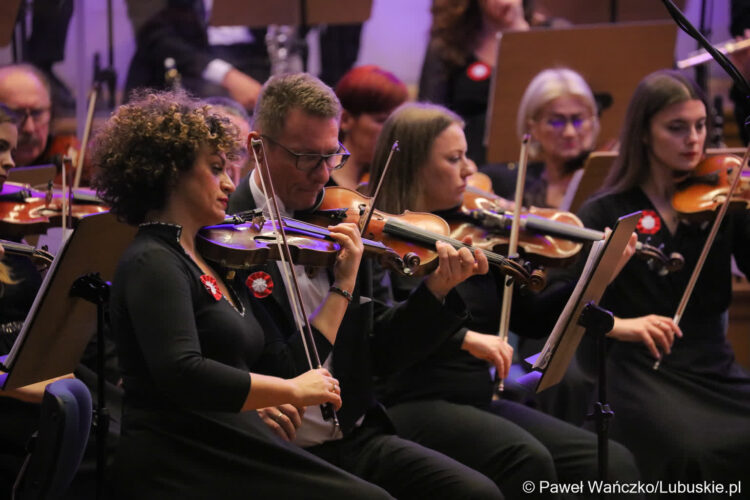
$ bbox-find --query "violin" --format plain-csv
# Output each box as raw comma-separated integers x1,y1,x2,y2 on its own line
0,238,55,268
672,154,750,221
197,209,404,271
0,181,108,238
302,186,546,290
456,173,584,266
463,173,685,275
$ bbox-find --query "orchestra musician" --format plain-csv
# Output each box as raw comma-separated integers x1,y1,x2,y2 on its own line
91,89,401,499
481,68,600,210
0,64,53,167
419,0,567,163
367,102,641,498
546,70,750,485
205,96,252,184
481,67,602,424
227,73,504,499
0,104,76,497
331,65,408,190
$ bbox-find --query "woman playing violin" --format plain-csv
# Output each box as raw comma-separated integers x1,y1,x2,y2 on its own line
369,102,640,497
0,104,48,497
478,68,606,424
91,90,397,499
564,70,750,484
481,67,600,209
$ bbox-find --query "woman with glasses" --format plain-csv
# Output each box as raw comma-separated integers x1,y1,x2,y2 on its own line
481,67,599,210
479,68,602,425
369,102,640,498
92,90,401,499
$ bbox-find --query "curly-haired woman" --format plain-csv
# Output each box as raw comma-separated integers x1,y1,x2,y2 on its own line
92,90,396,499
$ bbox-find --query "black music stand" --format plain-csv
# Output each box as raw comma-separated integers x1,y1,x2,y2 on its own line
0,212,136,499
518,211,640,487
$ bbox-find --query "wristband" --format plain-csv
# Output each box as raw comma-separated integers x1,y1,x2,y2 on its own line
329,285,353,303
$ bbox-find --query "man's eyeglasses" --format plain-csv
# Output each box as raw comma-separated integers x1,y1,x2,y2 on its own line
262,135,350,172
542,114,591,131
5,107,51,127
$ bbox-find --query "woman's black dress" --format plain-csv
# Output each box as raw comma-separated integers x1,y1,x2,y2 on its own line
110,223,390,499
575,188,750,485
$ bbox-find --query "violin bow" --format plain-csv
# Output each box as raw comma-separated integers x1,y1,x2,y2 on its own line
358,140,399,236
249,136,340,431
496,134,531,392
654,146,750,370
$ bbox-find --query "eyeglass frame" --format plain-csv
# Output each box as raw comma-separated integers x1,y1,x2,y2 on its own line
4,106,52,127
538,113,593,132
261,134,350,172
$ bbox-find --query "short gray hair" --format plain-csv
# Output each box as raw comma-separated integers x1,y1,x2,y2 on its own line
516,68,599,158
253,73,341,138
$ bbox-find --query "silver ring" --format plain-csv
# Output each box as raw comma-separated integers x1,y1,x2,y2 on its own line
275,412,284,421
656,321,663,328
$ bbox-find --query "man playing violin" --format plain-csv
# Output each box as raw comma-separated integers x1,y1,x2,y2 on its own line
227,73,503,499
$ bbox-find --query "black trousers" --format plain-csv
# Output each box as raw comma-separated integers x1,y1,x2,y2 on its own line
387,399,642,499
306,410,503,500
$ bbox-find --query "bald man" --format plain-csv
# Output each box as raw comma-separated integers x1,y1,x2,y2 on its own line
0,64,52,167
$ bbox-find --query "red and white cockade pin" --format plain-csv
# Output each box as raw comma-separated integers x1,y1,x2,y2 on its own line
466,61,491,82
636,210,661,235
246,271,274,299
200,274,222,301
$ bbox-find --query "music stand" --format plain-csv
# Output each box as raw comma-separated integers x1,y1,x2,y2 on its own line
0,212,135,499
0,0,21,47
534,0,686,25
485,22,677,164
210,0,372,27
518,211,640,484
7,164,57,187
565,152,617,213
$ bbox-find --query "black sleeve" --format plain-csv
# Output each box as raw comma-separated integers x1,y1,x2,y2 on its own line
732,209,750,278
122,249,250,411
732,0,750,37
370,266,469,374
508,197,613,338
418,44,452,105
134,5,213,81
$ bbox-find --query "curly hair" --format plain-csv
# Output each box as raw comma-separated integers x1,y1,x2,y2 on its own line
91,90,241,225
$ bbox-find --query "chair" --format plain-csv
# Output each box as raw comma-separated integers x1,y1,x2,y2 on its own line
12,378,93,500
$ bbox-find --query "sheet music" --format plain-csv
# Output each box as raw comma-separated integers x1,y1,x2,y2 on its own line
533,239,605,370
